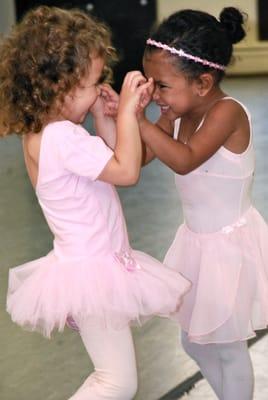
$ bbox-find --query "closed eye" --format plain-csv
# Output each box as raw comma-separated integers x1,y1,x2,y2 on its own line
156,82,169,89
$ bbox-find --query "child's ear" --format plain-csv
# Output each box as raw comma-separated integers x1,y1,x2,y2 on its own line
195,73,214,96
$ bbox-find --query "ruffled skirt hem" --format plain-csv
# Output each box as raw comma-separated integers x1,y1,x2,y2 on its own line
164,206,268,344
7,249,191,337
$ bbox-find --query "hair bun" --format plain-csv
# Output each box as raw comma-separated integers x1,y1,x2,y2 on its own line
219,7,246,44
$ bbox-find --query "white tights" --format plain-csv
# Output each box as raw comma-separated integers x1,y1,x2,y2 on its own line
181,331,254,400
68,320,137,400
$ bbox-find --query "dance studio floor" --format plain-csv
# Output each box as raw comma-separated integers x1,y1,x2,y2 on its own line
1,76,268,400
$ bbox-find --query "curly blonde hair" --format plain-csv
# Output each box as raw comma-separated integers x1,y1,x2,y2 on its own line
0,6,116,136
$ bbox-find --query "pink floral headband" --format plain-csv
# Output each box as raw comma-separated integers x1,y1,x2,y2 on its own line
146,39,226,71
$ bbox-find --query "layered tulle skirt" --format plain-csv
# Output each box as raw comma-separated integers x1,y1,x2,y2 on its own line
6,248,191,337
164,206,268,344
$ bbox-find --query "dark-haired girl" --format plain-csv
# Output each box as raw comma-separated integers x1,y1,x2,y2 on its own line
139,7,268,399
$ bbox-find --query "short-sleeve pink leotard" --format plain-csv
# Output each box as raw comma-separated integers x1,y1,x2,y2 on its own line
7,121,191,337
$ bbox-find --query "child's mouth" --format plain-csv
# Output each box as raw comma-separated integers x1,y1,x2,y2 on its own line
159,105,170,113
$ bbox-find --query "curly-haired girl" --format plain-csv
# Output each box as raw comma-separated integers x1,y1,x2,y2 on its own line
1,6,190,400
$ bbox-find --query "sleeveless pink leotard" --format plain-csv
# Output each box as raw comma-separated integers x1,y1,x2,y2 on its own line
164,98,268,344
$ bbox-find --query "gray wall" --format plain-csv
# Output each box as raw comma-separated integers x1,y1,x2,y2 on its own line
0,0,15,34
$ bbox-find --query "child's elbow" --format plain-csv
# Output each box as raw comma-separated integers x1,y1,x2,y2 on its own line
173,156,196,175
175,167,190,175
121,169,140,186
127,170,140,185
173,163,194,175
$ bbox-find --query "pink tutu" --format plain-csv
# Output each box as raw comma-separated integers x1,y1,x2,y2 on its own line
164,206,268,344
6,122,191,338
7,249,191,338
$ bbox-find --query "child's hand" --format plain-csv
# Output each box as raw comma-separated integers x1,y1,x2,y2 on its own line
100,83,119,118
90,96,105,118
90,84,119,119
118,71,153,115
139,79,154,109
136,79,154,121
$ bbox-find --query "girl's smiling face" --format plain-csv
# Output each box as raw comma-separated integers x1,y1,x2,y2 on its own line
143,51,200,119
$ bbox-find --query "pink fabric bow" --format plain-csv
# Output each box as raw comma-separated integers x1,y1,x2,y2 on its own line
114,251,141,272
221,217,247,234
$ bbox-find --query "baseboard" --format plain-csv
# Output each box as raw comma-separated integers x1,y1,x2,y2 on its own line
228,45,268,75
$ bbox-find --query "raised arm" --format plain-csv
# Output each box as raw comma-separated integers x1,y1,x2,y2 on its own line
91,84,119,149
139,99,249,174
135,76,175,166
98,72,153,186
140,112,175,166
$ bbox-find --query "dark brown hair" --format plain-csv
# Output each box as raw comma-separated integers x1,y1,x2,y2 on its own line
0,6,116,136
145,7,246,84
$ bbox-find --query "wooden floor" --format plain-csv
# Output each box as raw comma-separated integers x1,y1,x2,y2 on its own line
0,76,268,400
